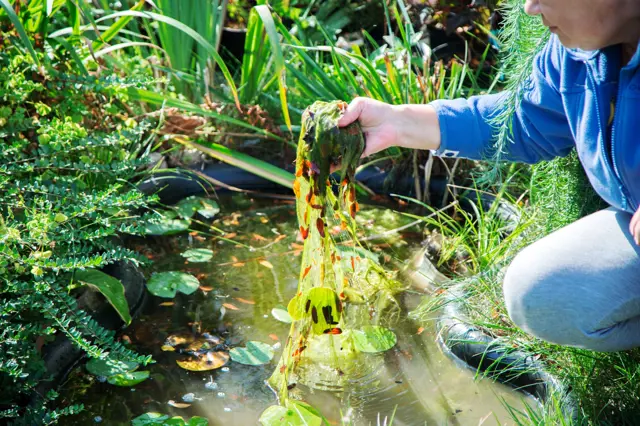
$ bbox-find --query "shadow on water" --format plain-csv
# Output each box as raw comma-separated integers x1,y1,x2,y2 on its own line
58,195,534,425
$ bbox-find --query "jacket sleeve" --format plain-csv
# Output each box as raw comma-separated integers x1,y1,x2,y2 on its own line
428,37,575,164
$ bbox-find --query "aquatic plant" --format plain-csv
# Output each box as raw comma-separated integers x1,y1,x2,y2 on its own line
261,101,408,423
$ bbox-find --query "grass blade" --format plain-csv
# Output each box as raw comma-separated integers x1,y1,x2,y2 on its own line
174,138,294,190
128,88,286,143
0,0,40,66
46,0,53,16
95,10,240,110
254,5,291,132
91,0,145,51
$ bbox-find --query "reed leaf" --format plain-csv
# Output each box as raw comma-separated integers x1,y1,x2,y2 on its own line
0,0,40,65
173,137,295,189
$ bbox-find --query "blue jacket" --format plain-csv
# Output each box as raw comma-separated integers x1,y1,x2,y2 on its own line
430,35,640,214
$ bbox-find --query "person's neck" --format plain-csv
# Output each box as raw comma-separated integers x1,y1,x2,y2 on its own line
621,28,640,65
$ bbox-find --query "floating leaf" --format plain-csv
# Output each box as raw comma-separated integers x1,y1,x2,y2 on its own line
180,249,213,263
176,196,220,219
259,400,324,426
75,269,132,325
86,357,138,377
147,272,200,298
230,341,274,366
144,211,191,236
352,326,397,353
107,371,150,386
186,417,208,426
131,412,170,425
271,306,292,323
176,351,229,371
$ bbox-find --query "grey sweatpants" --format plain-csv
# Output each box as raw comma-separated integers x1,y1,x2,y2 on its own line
503,208,640,352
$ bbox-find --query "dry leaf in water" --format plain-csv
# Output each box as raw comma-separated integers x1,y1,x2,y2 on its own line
259,260,274,269
168,400,191,409
222,303,239,311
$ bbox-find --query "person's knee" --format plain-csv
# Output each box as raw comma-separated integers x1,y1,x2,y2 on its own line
503,246,545,333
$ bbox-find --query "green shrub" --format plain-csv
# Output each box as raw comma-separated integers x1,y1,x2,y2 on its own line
0,27,154,424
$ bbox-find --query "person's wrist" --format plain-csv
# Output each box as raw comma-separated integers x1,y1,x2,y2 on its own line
390,104,441,151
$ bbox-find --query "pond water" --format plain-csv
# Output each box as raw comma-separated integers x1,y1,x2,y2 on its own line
59,195,534,425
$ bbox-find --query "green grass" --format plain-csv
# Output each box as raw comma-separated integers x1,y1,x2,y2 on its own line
409,169,640,425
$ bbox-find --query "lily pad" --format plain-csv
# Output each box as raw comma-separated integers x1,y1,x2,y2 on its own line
176,196,220,219
259,400,324,426
75,269,132,325
176,351,229,372
86,357,138,377
107,370,150,386
180,248,213,263
229,341,274,366
144,211,191,236
132,412,169,425
147,272,200,298
271,306,292,323
131,414,208,426
352,326,397,353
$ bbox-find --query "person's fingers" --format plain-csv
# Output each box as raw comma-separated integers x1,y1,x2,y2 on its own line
338,97,367,127
631,209,640,245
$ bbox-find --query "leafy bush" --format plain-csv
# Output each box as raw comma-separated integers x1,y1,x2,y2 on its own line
0,22,154,425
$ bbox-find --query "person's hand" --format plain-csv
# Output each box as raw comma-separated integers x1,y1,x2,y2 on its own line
337,97,442,159
631,206,640,246
337,97,400,157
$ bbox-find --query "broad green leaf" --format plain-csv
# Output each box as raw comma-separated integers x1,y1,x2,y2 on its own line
230,341,274,365
131,412,170,425
107,370,150,386
75,269,131,325
259,400,324,426
186,417,208,426
180,249,213,263
305,288,342,335
147,272,200,298
175,196,219,219
271,306,292,323
352,326,397,353
0,0,40,65
86,357,138,377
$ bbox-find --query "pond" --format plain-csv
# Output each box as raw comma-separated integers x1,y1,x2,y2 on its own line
59,194,534,425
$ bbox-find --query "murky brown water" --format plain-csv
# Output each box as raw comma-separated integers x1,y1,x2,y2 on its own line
58,194,535,425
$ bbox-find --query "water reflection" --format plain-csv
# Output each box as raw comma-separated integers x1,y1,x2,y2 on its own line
59,196,533,425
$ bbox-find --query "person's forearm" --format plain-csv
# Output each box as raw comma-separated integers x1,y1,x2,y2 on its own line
390,104,441,151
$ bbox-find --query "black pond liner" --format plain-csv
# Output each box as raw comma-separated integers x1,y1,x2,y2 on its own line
436,193,579,420
35,262,147,401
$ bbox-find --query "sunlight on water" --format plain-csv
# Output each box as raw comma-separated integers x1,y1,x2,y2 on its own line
58,195,535,425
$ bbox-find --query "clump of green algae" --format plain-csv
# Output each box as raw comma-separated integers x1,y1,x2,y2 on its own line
260,101,408,424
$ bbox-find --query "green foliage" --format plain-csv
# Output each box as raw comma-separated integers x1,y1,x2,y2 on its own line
529,152,606,234
0,16,154,423
485,0,549,181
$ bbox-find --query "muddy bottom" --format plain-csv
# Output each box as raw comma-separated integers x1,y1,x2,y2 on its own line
58,194,535,425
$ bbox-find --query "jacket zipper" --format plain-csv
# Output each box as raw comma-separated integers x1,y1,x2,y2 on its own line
587,63,633,211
